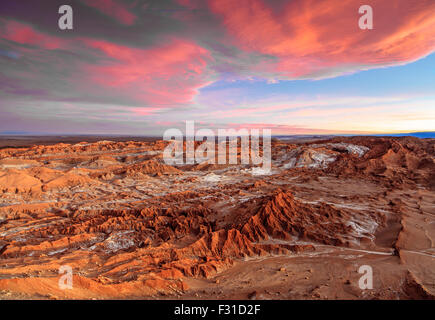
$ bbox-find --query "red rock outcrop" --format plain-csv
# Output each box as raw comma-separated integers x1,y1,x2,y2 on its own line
241,189,352,246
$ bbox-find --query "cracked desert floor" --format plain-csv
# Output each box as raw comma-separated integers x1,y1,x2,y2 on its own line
0,136,434,300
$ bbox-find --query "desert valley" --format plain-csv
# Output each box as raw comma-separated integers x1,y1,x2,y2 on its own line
0,136,433,300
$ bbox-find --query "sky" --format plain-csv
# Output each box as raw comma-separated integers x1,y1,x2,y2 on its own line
0,0,434,136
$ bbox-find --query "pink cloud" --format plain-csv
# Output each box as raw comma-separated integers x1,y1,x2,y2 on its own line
83,38,213,105
131,107,162,116
224,122,370,135
79,0,137,25
0,17,214,107
0,19,66,50
155,121,178,126
208,0,435,78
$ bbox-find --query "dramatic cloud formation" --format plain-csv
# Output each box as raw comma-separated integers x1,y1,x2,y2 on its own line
208,0,435,79
0,0,434,134
83,38,213,105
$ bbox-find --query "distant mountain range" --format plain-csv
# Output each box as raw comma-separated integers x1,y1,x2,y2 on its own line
274,132,435,139
0,131,38,135
1,131,434,138
371,132,435,138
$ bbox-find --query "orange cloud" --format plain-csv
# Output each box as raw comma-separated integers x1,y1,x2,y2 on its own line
209,0,435,78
